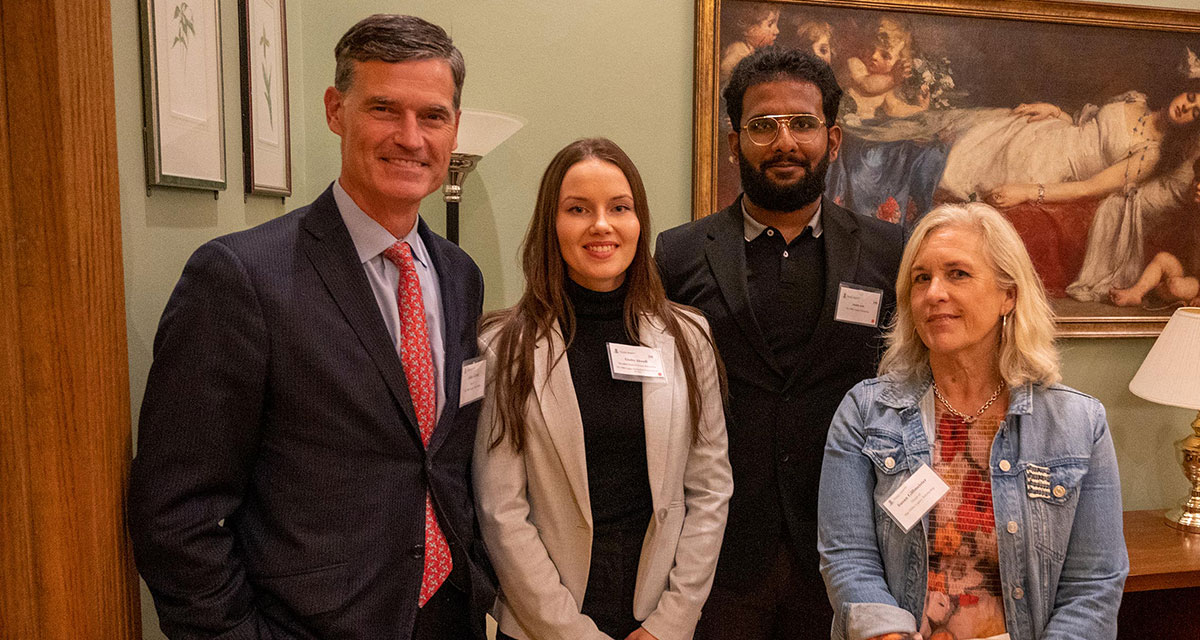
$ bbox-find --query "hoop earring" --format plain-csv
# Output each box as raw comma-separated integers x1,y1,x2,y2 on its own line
1001,313,1009,340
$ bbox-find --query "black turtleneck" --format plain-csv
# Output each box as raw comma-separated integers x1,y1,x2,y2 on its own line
563,277,650,638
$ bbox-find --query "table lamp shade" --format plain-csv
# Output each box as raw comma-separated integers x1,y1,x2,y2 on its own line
455,109,525,157
1130,307,1200,411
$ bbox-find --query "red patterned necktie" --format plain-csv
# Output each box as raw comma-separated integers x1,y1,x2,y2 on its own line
382,240,452,607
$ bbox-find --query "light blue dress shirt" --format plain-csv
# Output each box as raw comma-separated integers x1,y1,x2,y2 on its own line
333,180,447,422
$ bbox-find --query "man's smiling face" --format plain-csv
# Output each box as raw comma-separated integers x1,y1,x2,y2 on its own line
324,58,459,218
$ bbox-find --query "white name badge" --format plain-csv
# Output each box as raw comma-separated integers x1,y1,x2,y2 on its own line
835,282,883,327
606,343,667,383
459,356,486,407
879,463,949,533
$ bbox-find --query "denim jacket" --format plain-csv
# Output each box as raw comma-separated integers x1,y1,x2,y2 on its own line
817,372,1128,640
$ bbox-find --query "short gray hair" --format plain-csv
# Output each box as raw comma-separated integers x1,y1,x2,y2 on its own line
333,14,465,108
879,202,1061,387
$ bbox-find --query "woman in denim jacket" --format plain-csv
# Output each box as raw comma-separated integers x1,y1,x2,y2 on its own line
818,202,1127,640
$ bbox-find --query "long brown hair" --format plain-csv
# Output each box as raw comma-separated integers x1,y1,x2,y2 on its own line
481,138,726,452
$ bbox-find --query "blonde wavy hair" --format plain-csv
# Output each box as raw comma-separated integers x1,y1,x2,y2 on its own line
879,202,1061,387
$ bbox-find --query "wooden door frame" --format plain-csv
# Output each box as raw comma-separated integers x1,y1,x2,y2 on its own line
0,0,141,637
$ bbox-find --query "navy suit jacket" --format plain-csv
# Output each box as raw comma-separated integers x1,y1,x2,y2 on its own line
130,186,493,639
654,196,902,595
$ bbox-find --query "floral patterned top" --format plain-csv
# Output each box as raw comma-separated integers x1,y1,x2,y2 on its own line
920,406,1008,640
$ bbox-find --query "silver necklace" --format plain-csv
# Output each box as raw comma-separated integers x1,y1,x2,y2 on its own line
932,379,1006,424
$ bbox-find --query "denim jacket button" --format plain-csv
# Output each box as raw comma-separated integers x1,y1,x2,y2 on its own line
999,459,1012,472
884,456,896,469
1053,485,1067,498
1013,586,1025,600
1006,521,1018,534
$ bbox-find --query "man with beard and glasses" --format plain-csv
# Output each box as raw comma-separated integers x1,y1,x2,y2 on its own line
655,47,902,640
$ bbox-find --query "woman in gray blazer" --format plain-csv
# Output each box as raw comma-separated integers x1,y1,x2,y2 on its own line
474,138,733,640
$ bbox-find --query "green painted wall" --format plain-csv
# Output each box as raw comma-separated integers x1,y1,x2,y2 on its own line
111,1,308,636
295,1,698,311
115,0,308,428
115,1,1196,637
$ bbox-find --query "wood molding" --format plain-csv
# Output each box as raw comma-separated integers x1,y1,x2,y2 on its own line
693,0,719,220
0,0,140,637
0,3,37,635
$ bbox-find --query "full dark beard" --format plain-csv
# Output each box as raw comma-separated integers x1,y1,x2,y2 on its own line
739,151,830,212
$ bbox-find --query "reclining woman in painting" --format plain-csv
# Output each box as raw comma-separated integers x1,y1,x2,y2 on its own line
943,86,1199,206
937,80,1200,302
818,202,1127,640
473,138,732,640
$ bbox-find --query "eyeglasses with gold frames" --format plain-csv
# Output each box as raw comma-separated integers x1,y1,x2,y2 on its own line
740,113,826,146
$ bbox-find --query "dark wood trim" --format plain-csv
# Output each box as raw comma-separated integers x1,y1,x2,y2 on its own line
0,1,38,635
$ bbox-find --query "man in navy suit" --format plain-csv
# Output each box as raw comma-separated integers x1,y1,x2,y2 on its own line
655,47,903,639
130,15,492,640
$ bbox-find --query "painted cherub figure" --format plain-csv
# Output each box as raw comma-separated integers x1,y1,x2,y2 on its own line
719,6,779,86
796,20,833,66
843,17,928,120
1109,157,1200,308
1109,252,1200,307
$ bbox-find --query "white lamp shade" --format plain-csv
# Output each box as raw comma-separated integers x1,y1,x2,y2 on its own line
1130,307,1200,410
455,108,525,157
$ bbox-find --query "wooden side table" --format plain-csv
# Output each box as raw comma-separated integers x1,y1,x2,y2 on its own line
1123,508,1200,592
1118,509,1200,639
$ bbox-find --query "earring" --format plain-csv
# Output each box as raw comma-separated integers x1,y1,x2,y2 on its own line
728,154,738,165
1001,313,1009,337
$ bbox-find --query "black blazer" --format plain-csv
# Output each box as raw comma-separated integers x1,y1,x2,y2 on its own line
129,186,493,640
654,196,902,592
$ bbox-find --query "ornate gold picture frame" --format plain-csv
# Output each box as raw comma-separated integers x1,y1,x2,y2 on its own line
695,0,1200,337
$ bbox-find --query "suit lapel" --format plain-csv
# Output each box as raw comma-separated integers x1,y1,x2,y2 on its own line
533,322,592,527
420,220,464,458
301,187,422,446
640,319,674,515
704,202,783,378
787,198,863,389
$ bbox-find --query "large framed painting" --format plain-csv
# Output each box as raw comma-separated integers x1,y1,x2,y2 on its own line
239,0,292,196
140,0,226,191
695,0,1200,337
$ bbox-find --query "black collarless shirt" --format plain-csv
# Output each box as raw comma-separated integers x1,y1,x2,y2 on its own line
744,225,826,376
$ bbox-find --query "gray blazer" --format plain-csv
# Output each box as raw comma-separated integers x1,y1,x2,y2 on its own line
473,311,732,640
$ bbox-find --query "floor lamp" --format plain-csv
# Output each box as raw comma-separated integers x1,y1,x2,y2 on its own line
444,108,525,245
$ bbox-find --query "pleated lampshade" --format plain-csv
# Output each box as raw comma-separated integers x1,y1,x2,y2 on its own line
1130,307,1200,410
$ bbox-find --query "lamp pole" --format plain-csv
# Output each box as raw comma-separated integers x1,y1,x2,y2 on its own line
443,154,479,245
440,108,524,245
